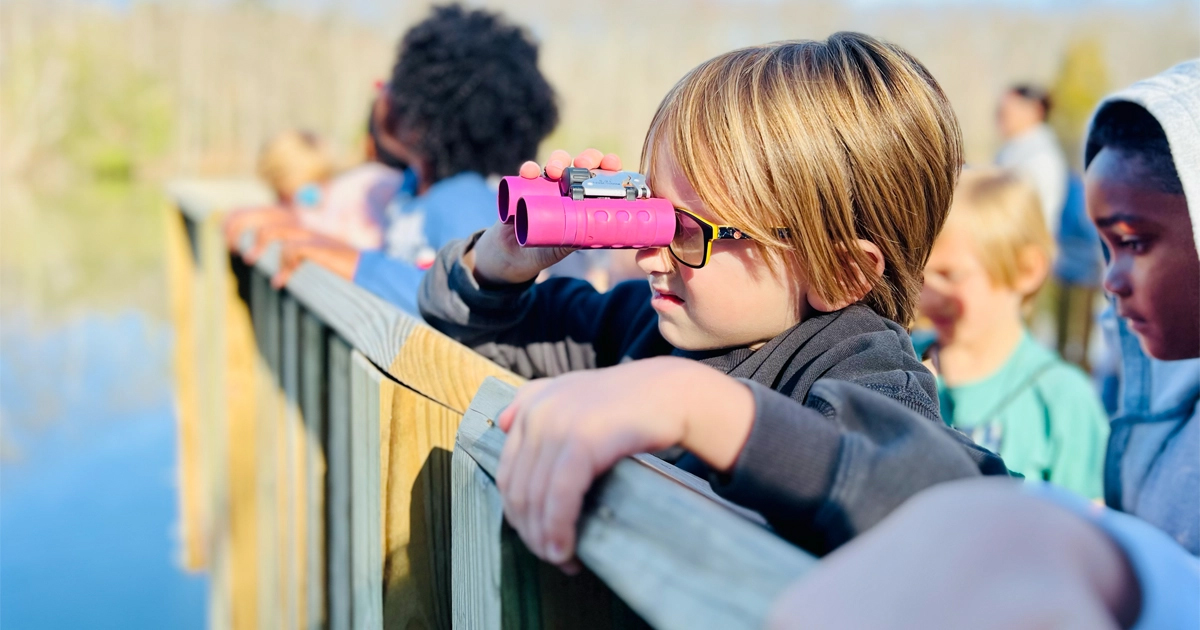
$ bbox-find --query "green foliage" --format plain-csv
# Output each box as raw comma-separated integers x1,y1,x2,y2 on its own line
1050,38,1110,170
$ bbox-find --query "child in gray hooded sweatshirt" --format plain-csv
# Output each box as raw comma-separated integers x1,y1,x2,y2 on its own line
1084,59,1200,557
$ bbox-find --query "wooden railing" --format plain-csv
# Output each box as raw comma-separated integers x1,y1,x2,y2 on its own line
166,179,815,630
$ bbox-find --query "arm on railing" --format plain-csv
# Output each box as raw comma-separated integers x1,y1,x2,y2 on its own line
452,377,817,630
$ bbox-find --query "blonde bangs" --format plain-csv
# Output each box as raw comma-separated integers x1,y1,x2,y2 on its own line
639,33,963,326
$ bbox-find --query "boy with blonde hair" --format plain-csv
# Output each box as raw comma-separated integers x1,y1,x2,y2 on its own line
921,168,1109,497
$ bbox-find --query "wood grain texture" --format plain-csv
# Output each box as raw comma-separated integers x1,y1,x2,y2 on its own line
457,378,818,630
349,352,385,630
451,442,504,630
380,385,460,630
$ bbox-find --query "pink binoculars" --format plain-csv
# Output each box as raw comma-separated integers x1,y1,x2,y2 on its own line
497,167,676,248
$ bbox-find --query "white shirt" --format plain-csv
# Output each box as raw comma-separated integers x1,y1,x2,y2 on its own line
995,123,1069,236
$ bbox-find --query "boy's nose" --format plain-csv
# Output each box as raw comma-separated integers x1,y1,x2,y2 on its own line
1103,257,1132,298
635,247,674,275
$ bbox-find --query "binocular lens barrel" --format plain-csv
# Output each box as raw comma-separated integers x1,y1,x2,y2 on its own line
498,176,676,249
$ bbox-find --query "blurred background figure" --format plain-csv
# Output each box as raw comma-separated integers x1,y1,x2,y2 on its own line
996,85,1067,233
1,0,1196,627
996,84,1107,369
919,168,1108,497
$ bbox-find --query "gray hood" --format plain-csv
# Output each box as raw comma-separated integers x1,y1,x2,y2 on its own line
1086,59,1200,555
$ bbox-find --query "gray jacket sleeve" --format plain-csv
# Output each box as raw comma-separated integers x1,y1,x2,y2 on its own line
711,379,1007,554
417,234,663,379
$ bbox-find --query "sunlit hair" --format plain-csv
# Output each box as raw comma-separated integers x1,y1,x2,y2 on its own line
947,168,1055,306
641,32,963,326
257,129,335,202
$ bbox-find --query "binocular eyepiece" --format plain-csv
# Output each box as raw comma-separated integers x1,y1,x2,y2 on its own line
498,167,676,249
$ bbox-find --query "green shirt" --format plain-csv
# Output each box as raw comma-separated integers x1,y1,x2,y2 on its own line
938,332,1109,498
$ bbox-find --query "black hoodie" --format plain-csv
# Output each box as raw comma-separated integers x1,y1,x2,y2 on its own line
420,234,1007,554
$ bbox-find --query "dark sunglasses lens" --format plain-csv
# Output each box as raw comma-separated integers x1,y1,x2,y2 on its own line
670,211,706,267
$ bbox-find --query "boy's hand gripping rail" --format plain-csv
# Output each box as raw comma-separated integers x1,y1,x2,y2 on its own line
497,167,676,248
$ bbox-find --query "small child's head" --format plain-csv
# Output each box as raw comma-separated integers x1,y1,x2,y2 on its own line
257,129,335,204
1085,101,1198,360
636,32,962,351
920,169,1053,346
380,5,558,185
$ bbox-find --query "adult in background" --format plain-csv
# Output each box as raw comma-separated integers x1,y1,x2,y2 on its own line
997,84,1102,368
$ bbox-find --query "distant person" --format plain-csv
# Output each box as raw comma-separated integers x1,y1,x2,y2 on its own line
997,84,1103,368
995,84,1068,233
265,4,559,315
256,129,336,206
224,108,406,252
920,168,1108,497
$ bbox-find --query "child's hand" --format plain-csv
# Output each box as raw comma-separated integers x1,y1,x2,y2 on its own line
518,148,623,181
272,237,360,288
495,357,755,572
222,205,294,249
245,224,321,263
468,148,625,286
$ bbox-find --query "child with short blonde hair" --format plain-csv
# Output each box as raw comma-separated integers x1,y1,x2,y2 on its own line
421,33,1007,565
920,168,1108,497
256,129,335,204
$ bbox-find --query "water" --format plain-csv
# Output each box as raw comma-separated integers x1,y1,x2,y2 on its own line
0,181,207,629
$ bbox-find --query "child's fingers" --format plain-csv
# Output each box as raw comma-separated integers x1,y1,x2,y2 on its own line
539,443,592,566
599,153,622,171
516,421,563,556
573,148,605,169
271,264,294,289
544,149,572,180
518,161,542,179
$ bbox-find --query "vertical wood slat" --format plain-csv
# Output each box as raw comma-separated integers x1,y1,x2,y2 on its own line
300,310,328,630
166,207,206,573
451,444,505,630
327,336,353,630
224,253,258,630
382,386,459,630
281,294,305,630
349,352,385,630
250,271,282,630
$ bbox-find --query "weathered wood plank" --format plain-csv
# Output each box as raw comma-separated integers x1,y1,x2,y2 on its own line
251,270,283,629
451,443,505,630
223,251,259,630
349,352,385,630
456,378,818,630
166,206,206,572
328,336,354,630
381,385,460,630
282,293,306,629
229,231,520,416
299,310,328,630
170,178,274,223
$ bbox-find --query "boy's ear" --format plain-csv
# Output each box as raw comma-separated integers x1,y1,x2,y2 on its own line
1013,244,1050,297
806,240,885,312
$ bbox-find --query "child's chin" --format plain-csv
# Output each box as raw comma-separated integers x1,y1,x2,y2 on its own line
657,320,713,352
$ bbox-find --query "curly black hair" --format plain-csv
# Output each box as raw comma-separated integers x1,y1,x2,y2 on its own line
387,5,559,182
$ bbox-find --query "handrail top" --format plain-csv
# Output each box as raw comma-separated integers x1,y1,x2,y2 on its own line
168,178,521,414
169,178,274,222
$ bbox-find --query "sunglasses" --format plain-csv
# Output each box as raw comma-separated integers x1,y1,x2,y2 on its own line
668,208,789,269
